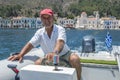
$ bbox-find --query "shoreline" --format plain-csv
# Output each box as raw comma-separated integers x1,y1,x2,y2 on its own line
0,27,120,30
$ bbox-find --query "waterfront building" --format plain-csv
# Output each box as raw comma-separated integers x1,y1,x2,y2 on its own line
5,19,11,28
22,17,36,28
0,12,120,29
57,18,75,28
100,17,119,29
118,20,120,28
36,18,43,28
11,17,22,28
0,18,11,28
0,17,42,29
11,17,36,28
87,16,100,29
75,11,100,29
75,12,87,29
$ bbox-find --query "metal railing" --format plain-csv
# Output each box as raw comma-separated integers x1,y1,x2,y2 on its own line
113,46,120,72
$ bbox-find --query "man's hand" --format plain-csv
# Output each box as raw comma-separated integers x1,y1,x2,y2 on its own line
8,54,23,63
45,52,56,62
8,42,33,63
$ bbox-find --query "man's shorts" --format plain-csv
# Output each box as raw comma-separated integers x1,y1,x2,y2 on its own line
41,51,72,67
60,51,72,62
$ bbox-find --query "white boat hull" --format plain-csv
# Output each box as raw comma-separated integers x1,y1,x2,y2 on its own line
0,48,44,80
81,63,120,80
0,48,120,80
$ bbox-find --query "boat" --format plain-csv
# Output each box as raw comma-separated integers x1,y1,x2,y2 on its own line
0,47,120,80
0,48,44,80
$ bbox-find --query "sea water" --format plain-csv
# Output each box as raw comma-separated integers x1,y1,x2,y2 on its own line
0,28,120,60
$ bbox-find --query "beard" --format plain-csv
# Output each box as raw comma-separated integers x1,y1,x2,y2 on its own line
44,24,51,27
43,22,53,28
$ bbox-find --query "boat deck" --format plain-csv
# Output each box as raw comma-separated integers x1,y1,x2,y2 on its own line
71,45,120,61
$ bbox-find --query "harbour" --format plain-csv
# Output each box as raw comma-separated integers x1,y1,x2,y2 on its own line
0,0,120,80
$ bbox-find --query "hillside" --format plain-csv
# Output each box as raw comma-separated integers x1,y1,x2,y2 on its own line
0,0,78,17
0,0,120,19
0,0,77,10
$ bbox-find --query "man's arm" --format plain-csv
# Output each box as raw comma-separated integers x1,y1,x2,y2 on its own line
45,39,64,61
53,39,64,54
8,42,33,62
19,42,34,57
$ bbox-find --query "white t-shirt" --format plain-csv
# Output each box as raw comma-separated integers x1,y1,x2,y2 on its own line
29,24,70,56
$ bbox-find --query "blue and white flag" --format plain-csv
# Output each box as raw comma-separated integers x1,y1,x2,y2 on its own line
105,32,112,51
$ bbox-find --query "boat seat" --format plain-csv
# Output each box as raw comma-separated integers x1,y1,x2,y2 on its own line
20,65,77,80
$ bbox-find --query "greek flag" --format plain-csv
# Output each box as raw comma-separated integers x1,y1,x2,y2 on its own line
105,32,112,51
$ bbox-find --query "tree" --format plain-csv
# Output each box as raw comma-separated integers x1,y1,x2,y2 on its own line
34,12,39,17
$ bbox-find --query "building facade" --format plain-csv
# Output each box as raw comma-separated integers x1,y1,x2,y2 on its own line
75,11,120,29
57,18,75,28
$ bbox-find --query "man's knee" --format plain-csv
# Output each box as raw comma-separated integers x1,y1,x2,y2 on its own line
69,53,80,64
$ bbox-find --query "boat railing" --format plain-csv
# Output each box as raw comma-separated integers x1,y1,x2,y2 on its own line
113,46,120,72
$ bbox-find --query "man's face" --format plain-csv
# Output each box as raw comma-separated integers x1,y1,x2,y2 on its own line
41,14,54,28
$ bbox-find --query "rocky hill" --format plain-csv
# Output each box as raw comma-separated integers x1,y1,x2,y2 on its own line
0,0,120,19
0,0,77,10
0,0,78,17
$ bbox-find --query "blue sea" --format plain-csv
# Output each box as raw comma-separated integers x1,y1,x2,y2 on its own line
0,28,120,60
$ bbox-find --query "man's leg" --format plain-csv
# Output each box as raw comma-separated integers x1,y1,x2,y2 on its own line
69,53,81,80
34,58,43,65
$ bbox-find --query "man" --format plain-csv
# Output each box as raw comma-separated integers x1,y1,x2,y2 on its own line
8,8,81,80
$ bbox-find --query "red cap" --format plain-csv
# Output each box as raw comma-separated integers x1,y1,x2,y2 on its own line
40,8,53,16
